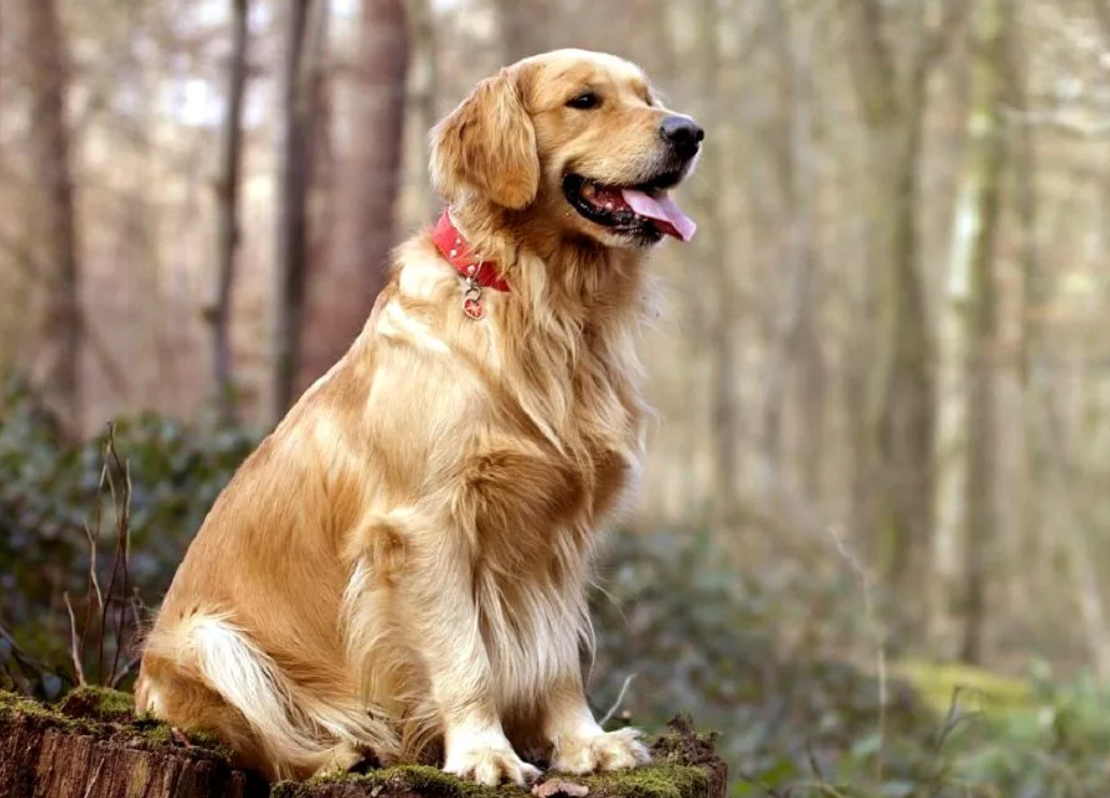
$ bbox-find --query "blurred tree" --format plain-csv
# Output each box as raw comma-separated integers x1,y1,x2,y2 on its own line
760,0,819,499
694,0,741,532
410,0,439,217
210,0,250,424
492,0,553,64
16,0,82,439
274,0,322,418
299,0,409,389
843,0,962,617
931,0,1012,663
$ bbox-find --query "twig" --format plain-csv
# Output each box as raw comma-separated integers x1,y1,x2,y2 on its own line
109,449,133,685
97,424,134,686
599,673,637,726
737,773,787,798
805,741,826,782
109,655,142,689
786,781,851,798
826,525,886,786
0,621,50,689
78,518,103,667
82,522,104,613
932,686,979,757
63,592,86,686
94,459,110,683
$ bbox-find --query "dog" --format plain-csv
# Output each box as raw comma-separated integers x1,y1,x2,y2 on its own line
135,48,701,785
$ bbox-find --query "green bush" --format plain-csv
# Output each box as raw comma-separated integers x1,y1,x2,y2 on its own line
0,377,260,692
589,530,1110,797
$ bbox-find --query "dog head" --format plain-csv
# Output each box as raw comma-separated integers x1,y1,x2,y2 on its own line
431,49,701,249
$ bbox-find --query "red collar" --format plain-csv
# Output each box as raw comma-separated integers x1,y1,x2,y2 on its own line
432,209,510,293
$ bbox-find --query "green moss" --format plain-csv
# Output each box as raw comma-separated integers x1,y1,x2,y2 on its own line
584,766,706,798
272,762,709,798
892,660,1031,717
61,685,136,722
128,712,234,756
0,689,232,761
0,688,87,733
273,763,532,798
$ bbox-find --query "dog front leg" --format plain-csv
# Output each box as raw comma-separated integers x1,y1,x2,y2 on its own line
542,671,650,774
406,537,541,787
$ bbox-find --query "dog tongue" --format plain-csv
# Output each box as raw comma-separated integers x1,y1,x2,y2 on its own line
620,189,697,241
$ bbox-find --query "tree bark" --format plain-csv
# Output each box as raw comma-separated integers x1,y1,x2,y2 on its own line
760,0,817,498
689,0,741,532
930,0,1010,663
0,696,267,798
211,0,250,424
492,0,553,64
410,0,439,217
17,0,82,439
298,0,408,390
274,0,316,420
843,0,961,624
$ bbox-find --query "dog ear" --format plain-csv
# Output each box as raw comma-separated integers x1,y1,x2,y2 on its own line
430,67,539,210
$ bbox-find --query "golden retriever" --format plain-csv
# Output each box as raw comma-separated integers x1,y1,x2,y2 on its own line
135,48,702,785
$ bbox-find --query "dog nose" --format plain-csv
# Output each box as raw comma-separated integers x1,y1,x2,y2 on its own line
660,116,704,158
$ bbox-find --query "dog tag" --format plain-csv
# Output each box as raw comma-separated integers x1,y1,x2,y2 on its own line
463,298,485,320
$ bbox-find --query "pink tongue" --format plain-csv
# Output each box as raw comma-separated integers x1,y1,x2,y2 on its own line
620,189,697,242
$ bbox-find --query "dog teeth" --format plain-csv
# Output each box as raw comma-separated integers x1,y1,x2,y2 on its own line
581,181,597,199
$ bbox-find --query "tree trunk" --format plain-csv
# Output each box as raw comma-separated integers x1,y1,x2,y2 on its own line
211,0,250,424
1011,0,1045,615
843,0,952,628
930,0,1010,663
298,0,408,390
0,691,267,798
874,106,933,609
760,0,817,499
18,0,82,438
274,0,316,420
410,0,439,217
689,0,740,532
492,0,553,64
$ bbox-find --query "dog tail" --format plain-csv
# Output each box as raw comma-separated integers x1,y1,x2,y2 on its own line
144,614,388,777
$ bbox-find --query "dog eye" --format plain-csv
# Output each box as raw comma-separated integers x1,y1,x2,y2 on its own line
566,92,601,110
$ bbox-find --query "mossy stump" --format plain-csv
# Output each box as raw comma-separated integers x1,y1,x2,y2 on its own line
0,690,725,798
0,687,265,798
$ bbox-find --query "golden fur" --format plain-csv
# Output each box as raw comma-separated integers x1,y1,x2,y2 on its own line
136,49,700,785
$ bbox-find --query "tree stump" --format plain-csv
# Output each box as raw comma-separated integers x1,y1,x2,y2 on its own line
0,688,267,798
0,689,726,798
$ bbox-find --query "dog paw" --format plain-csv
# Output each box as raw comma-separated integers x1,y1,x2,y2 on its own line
551,727,651,774
312,743,366,778
445,742,542,787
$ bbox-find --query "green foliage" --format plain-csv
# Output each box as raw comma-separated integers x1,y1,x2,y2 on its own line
0,377,260,692
589,530,1110,797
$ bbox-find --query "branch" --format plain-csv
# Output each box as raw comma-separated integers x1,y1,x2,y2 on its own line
1006,106,1110,138
599,674,637,726
63,592,87,686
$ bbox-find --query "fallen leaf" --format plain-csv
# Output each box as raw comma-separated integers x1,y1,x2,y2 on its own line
532,779,589,798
